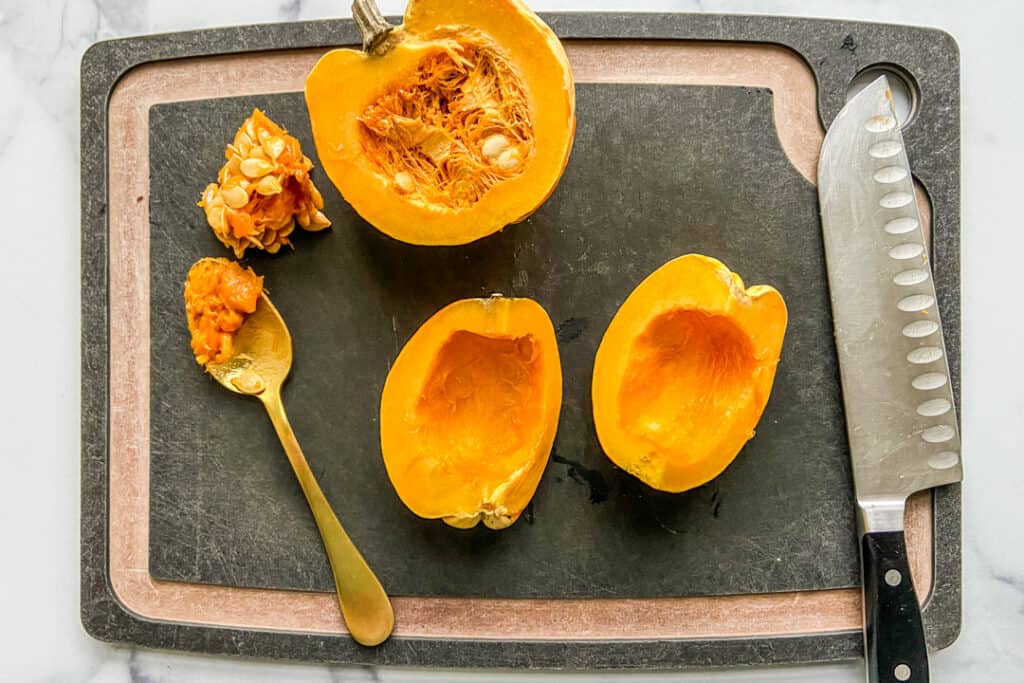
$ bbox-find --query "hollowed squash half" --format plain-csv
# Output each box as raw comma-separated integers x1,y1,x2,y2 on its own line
380,297,562,529
592,254,787,493
304,0,575,245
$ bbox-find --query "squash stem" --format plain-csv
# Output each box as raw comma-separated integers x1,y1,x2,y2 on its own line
352,0,397,56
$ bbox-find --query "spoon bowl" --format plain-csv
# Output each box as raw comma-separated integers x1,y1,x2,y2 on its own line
207,295,292,396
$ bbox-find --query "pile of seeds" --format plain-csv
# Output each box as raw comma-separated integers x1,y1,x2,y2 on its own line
199,109,331,257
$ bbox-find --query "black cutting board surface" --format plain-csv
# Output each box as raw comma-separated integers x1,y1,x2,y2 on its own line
148,83,853,599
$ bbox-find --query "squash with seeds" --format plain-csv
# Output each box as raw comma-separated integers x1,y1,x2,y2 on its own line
305,0,575,245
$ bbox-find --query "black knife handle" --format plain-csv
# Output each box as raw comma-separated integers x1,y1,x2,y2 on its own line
862,530,929,683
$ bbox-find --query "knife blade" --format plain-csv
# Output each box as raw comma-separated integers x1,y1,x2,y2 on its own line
818,76,963,683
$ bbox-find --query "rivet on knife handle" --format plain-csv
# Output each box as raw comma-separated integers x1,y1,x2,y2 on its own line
862,531,928,682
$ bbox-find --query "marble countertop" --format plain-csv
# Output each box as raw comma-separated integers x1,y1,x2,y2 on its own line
2,0,1021,680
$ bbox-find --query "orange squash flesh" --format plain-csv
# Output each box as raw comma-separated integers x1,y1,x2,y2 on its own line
592,255,787,493
305,0,575,245
380,297,562,529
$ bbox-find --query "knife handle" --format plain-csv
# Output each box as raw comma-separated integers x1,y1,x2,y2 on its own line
862,530,929,683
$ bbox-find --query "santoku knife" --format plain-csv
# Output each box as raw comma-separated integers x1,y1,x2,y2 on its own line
817,76,963,683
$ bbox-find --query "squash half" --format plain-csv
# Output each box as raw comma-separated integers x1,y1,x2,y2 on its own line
380,297,562,529
592,255,787,493
305,0,575,245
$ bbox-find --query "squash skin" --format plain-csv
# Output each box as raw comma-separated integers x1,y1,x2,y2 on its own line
304,0,575,246
592,255,787,493
380,297,562,529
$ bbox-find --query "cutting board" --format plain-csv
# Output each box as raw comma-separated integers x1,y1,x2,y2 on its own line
80,13,962,668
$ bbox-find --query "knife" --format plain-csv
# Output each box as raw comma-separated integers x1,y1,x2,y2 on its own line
817,76,963,683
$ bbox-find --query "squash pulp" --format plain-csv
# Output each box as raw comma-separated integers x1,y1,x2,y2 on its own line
183,257,264,366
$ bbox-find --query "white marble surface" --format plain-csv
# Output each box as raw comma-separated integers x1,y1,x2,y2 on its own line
1,0,1021,680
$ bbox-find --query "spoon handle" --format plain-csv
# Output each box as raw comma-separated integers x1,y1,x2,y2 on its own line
261,389,395,646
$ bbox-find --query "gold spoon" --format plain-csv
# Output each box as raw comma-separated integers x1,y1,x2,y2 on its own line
206,293,394,646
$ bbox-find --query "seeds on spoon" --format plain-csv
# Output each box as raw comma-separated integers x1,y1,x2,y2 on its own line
231,371,266,395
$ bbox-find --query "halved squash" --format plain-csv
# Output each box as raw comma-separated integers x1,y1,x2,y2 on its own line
305,0,575,245
380,297,561,529
592,255,787,493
